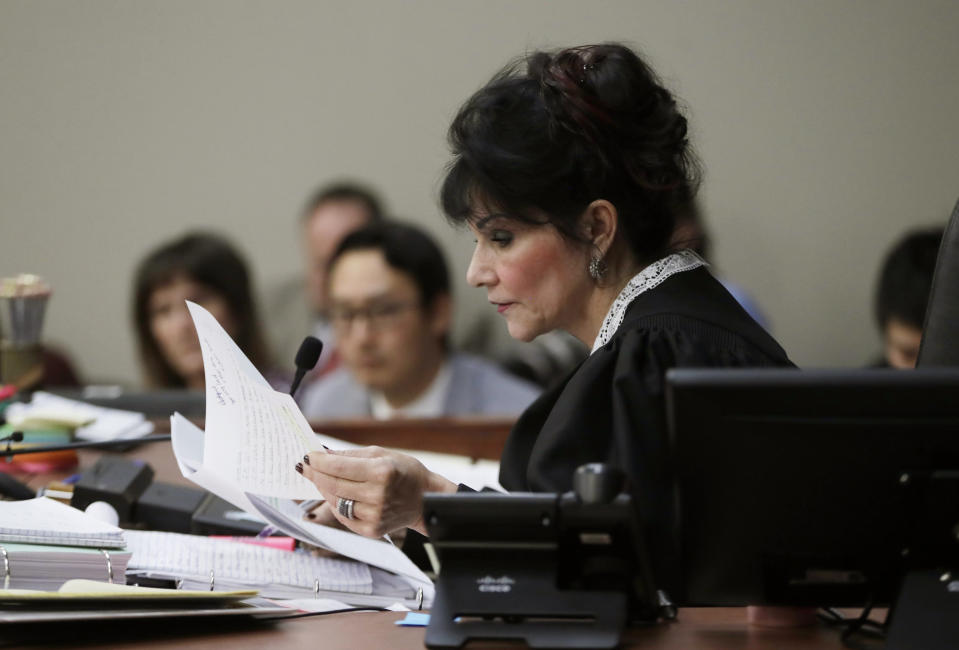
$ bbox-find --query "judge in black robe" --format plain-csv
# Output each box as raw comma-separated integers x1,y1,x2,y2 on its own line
298,44,796,572
498,263,793,589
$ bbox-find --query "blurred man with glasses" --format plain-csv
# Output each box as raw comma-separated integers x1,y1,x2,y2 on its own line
299,221,540,419
264,181,385,382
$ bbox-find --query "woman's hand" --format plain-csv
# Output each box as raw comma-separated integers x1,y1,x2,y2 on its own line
298,446,458,538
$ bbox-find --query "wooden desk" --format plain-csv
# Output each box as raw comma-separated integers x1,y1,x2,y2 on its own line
6,607,854,649
4,442,856,649
16,440,192,492
148,416,516,461
308,417,515,461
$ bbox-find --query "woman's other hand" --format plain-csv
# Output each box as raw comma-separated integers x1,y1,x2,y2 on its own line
298,446,457,538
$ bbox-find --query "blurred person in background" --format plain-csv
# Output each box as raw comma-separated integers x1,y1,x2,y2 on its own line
263,181,384,382
299,221,540,419
133,232,283,390
669,192,771,331
873,226,943,368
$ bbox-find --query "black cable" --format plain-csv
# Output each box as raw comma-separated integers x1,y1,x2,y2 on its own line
254,606,390,621
818,606,885,633
1,433,171,458
816,600,887,649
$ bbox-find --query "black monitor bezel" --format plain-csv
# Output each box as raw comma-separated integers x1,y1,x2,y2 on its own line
666,367,959,607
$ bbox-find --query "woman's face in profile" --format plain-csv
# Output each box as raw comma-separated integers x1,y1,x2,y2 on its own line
466,214,591,342
148,274,238,387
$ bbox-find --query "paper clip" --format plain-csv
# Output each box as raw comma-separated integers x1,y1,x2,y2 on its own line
101,549,113,584
1,546,9,590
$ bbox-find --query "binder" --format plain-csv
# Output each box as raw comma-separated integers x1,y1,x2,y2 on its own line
0,543,132,591
123,530,422,608
0,580,289,627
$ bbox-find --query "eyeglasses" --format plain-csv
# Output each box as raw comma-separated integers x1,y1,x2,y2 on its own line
329,301,419,333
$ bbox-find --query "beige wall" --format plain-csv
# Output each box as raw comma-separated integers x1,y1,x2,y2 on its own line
1,0,957,385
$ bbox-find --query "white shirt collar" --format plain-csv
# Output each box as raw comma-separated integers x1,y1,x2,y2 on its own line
369,360,453,419
590,249,707,354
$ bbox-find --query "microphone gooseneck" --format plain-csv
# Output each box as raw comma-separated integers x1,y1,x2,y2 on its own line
1,431,25,443
289,336,324,397
1,433,172,458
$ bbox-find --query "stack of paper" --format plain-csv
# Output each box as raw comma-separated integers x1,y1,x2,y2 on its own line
0,497,126,548
0,580,293,624
5,391,154,441
0,543,132,591
170,301,434,609
124,530,376,601
0,498,130,591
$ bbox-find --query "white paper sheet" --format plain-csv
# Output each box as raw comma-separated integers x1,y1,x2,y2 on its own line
186,301,324,499
124,530,372,595
246,495,431,592
5,391,154,441
0,497,125,548
169,302,434,608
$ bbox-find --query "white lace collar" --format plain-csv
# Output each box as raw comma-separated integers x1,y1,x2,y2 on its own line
590,249,707,354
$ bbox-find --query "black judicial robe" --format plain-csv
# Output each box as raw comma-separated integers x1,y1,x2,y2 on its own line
498,266,793,589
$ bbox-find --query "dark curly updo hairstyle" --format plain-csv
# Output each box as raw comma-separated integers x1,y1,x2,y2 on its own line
441,43,700,264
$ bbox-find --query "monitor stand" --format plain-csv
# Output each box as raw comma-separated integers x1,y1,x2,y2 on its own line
886,568,959,650
887,469,959,649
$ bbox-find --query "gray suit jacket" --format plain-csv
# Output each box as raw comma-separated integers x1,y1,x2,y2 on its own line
298,353,541,419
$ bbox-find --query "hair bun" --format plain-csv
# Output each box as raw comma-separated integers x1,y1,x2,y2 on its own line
442,42,700,264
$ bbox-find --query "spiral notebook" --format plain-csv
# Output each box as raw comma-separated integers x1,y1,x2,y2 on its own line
0,497,125,549
122,530,417,605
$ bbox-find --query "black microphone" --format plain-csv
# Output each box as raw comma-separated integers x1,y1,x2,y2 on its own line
1,430,24,455
2,431,24,444
290,336,323,397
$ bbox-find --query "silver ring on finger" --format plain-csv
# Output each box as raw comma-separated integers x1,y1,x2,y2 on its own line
336,497,356,520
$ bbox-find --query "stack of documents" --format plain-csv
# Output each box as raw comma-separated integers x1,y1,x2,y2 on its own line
0,498,130,590
124,530,375,601
0,543,131,591
170,302,434,609
0,580,291,625
0,497,126,548
5,391,154,441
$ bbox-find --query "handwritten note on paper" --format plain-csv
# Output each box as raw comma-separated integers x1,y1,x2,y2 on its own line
185,301,323,499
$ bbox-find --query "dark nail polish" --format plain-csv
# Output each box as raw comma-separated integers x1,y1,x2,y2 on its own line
307,513,316,520
295,463,303,474
322,445,330,451
303,454,311,465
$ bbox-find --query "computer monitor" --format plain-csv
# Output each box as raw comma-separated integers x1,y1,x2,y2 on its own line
666,367,959,608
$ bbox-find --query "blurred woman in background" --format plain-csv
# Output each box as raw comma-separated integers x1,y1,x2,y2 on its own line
133,232,280,390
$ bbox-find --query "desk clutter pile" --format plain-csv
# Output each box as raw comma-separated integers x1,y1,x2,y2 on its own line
0,495,418,625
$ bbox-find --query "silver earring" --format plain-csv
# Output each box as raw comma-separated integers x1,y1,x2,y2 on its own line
588,256,608,280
